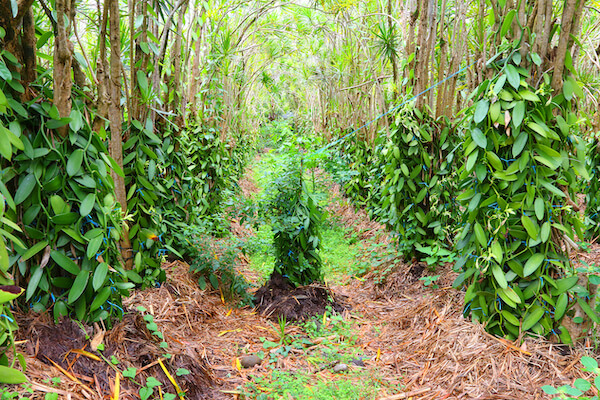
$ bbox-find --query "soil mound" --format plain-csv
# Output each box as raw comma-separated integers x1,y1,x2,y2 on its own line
254,272,348,320
22,310,214,399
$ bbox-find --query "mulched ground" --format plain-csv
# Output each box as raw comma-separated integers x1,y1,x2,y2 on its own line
5,161,600,399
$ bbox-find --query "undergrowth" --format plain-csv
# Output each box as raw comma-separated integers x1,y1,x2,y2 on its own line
239,308,402,399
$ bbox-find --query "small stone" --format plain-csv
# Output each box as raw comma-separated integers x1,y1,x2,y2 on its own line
350,358,365,367
240,355,261,368
333,363,348,373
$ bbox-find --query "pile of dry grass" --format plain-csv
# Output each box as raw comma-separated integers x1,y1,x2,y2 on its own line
333,266,594,400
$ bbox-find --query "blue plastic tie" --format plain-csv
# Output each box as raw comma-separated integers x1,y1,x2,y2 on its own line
0,314,14,322
107,301,123,314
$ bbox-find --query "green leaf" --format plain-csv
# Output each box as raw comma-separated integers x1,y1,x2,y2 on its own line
530,53,541,66
576,298,600,323
0,366,27,384
512,132,528,157
490,240,503,263
21,240,48,262
471,127,487,149
0,59,11,81
554,292,568,321
209,274,219,289
473,222,487,247
580,356,598,371
0,127,12,160
137,71,149,96
101,153,125,178
499,10,516,38
487,151,503,171
14,173,37,205
69,109,84,132
26,265,44,301
553,276,578,295
86,235,104,259
505,64,520,89
499,287,522,304
0,236,8,272
80,193,95,217
523,253,544,277
466,150,478,171
540,180,566,197
512,101,525,128
493,75,507,95
90,287,111,311
521,214,538,239
492,265,508,289
522,306,545,331
473,100,490,124
92,262,109,291
573,378,591,392
50,250,81,275
501,310,520,326
563,79,574,100
68,270,89,304
518,90,540,102
51,212,79,225
534,198,545,220
67,149,84,176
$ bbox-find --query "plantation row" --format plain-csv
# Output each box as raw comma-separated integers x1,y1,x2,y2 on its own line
325,53,600,342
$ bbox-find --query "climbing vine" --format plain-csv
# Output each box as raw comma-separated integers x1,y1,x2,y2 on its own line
453,53,591,341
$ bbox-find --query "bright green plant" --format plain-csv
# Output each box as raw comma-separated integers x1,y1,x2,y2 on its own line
453,52,591,340
542,356,600,399
419,275,441,289
262,156,324,286
183,225,252,304
338,138,384,211
377,107,459,261
0,286,26,384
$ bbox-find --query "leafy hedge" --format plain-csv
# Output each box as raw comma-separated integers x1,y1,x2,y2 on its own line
376,108,459,260
262,156,324,286
453,54,591,341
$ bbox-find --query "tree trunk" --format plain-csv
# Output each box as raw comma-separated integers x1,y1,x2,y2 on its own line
0,0,36,96
551,0,585,92
92,0,110,134
189,15,205,118
53,0,74,137
107,0,132,266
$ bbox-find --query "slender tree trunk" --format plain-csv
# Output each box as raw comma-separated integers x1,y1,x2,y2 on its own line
551,0,584,92
21,8,36,92
171,1,188,126
434,0,448,117
189,15,205,118
93,1,109,134
107,0,131,266
53,0,74,137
